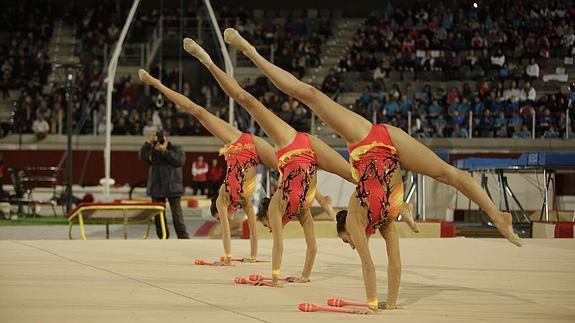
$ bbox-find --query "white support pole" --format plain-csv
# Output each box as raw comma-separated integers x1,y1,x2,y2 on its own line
102,0,141,200
468,110,473,138
531,108,536,139
407,110,412,136
203,0,235,125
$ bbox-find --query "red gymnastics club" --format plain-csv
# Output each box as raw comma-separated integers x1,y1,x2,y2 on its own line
327,298,375,308
220,256,269,263
194,259,217,266
298,303,370,315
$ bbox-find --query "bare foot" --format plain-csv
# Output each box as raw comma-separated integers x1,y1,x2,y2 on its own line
492,212,522,247
401,203,419,233
182,38,213,67
138,69,154,85
223,28,255,53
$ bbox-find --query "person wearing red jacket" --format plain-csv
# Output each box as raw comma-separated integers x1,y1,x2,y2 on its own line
191,155,208,195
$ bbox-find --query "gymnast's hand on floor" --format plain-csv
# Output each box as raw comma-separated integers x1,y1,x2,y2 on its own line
493,212,522,247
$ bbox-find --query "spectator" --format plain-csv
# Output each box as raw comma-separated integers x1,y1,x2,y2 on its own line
383,99,400,118
432,114,447,137
513,125,532,138
321,69,340,95
521,81,537,103
451,109,465,127
429,99,443,117
451,124,469,138
543,126,559,138
32,112,50,140
494,112,508,137
172,117,191,136
490,49,505,69
112,116,130,135
139,131,189,239
525,58,540,79
539,108,554,131
191,155,209,195
142,118,157,138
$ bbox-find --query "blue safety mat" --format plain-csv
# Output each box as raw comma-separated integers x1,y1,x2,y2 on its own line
454,152,575,170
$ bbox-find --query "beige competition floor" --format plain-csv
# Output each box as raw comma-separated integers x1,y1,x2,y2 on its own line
0,238,574,323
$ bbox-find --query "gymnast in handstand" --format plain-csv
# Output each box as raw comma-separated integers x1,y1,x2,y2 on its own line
183,37,376,285
224,28,522,310
138,69,276,264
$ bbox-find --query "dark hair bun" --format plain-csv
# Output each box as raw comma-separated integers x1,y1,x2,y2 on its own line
256,197,271,221
336,210,347,222
336,210,348,234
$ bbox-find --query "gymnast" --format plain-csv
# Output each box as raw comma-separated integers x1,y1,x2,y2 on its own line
183,37,376,285
138,69,276,265
224,27,522,310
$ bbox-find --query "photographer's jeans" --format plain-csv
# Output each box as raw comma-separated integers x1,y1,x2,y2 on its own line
152,197,190,239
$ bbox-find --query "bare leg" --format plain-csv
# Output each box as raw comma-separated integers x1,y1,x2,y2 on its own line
252,136,279,170
298,211,317,281
224,28,371,145
183,38,295,148
379,222,401,310
315,190,336,220
138,69,240,144
387,125,522,247
400,202,419,233
309,136,355,184
243,199,258,261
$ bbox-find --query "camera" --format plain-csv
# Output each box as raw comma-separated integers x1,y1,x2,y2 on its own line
155,131,165,145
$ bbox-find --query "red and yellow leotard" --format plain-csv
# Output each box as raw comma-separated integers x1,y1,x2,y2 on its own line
275,132,318,224
348,124,403,235
219,133,259,212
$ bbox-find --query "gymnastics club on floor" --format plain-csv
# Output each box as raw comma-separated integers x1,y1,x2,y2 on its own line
219,256,269,263
327,298,384,308
298,303,370,315
194,259,220,266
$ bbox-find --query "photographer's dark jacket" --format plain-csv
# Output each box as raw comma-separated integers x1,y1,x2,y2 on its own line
139,142,186,198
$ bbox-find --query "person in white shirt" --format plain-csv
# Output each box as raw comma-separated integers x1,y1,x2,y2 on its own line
490,49,505,68
32,113,50,140
525,58,540,79
142,118,158,138
520,81,536,102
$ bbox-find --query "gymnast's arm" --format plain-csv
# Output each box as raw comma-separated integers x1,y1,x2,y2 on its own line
243,198,258,261
347,206,379,312
298,211,318,282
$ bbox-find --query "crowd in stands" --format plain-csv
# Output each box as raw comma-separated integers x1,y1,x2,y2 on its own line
353,80,574,139
334,0,575,138
1,2,55,137
6,0,575,140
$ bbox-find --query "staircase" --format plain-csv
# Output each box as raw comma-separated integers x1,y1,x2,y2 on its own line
308,18,364,139
47,20,80,85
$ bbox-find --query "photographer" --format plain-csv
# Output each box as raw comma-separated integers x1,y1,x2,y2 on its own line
139,131,190,239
